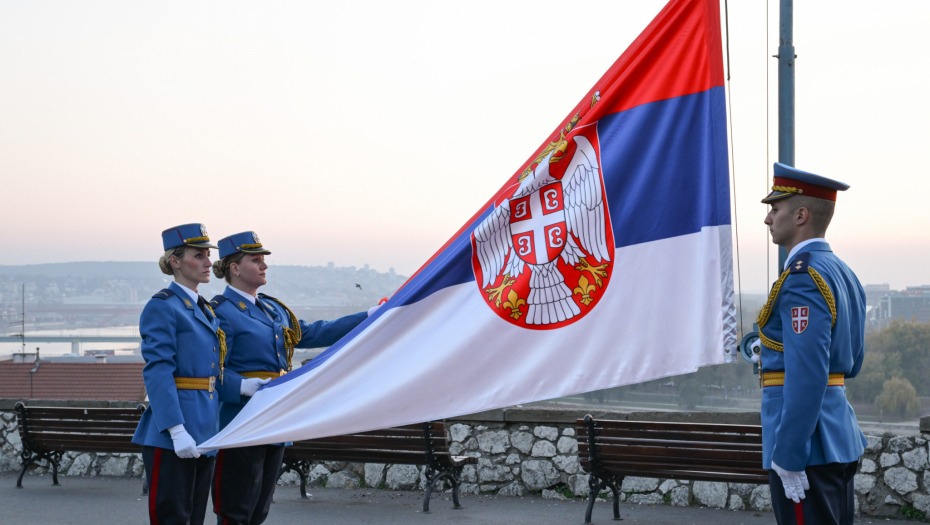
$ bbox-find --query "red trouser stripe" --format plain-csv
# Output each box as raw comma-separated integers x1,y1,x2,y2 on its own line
149,448,162,525
794,501,805,525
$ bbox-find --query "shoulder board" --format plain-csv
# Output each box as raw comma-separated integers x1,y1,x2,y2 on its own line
210,295,228,307
257,293,279,302
788,252,811,274
152,289,176,300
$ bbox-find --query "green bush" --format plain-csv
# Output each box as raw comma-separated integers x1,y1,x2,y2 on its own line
875,377,921,418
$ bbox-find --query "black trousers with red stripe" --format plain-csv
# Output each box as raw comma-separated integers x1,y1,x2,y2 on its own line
769,461,858,525
213,444,286,525
142,446,216,525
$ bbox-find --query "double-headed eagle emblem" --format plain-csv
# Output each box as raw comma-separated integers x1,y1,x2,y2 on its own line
472,131,612,328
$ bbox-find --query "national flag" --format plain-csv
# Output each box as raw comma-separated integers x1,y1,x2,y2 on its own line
201,0,735,451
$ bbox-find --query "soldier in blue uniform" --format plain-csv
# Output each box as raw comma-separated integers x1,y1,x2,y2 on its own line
133,223,225,525
757,163,868,525
209,231,377,525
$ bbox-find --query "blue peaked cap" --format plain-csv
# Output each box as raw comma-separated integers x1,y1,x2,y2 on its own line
762,163,850,204
217,231,271,259
162,223,218,251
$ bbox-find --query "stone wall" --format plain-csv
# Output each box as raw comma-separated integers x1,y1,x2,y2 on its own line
4,400,930,519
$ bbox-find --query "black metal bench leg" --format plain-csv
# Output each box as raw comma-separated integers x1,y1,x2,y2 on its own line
299,466,308,499
450,475,463,510
610,477,623,520
584,477,606,525
422,475,437,514
51,456,60,486
16,454,37,488
142,479,149,496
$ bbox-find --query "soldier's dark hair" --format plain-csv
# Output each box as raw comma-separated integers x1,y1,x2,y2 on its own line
158,246,194,276
213,252,248,283
789,195,835,236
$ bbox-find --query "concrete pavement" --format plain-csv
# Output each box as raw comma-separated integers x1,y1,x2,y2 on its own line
2,473,785,524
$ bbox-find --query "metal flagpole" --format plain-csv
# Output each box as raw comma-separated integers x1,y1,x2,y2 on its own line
776,0,795,272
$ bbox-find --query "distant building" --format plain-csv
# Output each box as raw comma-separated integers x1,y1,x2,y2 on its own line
864,284,891,308
876,287,930,328
0,359,145,401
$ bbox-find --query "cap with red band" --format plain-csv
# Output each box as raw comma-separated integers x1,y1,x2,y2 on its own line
762,163,850,204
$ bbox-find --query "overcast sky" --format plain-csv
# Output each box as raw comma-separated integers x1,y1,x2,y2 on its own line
1,1,927,293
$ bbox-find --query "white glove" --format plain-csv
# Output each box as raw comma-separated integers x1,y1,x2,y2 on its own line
240,377,271,397
772,461,809,503
167,424,200,459
367,304,383,317
750,339,761,363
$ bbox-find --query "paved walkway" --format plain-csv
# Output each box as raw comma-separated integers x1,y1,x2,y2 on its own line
2,473,783,524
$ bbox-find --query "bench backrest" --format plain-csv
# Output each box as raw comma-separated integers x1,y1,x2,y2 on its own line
16,404,145,454
287,421,451,466
577,417,768,484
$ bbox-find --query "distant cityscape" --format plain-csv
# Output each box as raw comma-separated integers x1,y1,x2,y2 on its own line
0,261,409,355
864,284,930,331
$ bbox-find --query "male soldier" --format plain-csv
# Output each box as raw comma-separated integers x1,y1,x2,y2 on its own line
757,163,867,525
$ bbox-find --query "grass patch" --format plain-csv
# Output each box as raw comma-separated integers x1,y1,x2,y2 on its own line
554,485,575,499
663,492,671,504
377,481,388,490
901,505,927,521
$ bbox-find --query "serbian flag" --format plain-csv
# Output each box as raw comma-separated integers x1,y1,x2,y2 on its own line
201,0,735,451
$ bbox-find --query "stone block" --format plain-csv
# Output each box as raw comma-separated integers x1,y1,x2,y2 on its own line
854,473,875,494
498,482,525,497
308,464,330,486
478,465,513,483
629,493,663,505
542,489,568,501
67,454,93,476
364,463,385,487
6,429,21,452
621,476,659,493
98,456,129,477
531,440,556,458
385,464,419,490
464,438,479,451
323,461,347,472
884,467,918,495
728,483,755,497
887,436,914,453
562,428,575,437
670,485,691,507
479,484,500,493
885,495,902,505
449,424,471,443
131,457,144,477
728,494,745,511
693,481,728,508
859,458,877,474
658,479,678,494
552,455,580,475
879,452,900,468
477,431,510,454
920,416,930,433
521,459,560,491
534,426,559,441
327,469,360,489
864,435,883,454
510,432,535,455
902,446,928,471
461,465,477,483
556,436,578,455
504,453,521,465
277,470,300,486
750,485,772,511
448,442,465,455
913,493,930,513
460,483,479,495
568,474,588,497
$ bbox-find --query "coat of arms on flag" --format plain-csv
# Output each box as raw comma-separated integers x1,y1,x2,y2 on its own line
472,120,613,329
791,306,809,334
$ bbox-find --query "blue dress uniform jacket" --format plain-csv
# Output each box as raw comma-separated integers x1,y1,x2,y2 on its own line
133,282,222,456
211,286,367,430
758,241,868,471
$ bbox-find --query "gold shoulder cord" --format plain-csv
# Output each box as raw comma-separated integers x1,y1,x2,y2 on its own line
263,297,301,371
216,328,228,383
755,268,789,387
807,267,837,327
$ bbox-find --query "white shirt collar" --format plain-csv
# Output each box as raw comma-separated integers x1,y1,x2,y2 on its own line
784,238,826,270
228,286,256,305
174,282,200,304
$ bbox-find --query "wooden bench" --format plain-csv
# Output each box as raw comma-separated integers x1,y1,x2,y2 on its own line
577,415,767,524
14,402,146,488
278,421,477,513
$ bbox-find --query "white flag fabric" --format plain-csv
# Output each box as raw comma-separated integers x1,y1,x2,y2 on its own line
200,0,736,451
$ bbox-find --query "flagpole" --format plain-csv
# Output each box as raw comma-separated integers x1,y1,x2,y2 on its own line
776,0,794,271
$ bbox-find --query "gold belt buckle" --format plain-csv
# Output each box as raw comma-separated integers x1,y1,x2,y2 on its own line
208,376,216,393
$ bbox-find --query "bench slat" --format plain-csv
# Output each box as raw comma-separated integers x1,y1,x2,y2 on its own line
587,457,766,474
21,413,145,423
592,466,768,484
576,419,762,435
22,421,141,432
27,433,136,445
577,428,762,444
578,443,762,463
579,436,761,452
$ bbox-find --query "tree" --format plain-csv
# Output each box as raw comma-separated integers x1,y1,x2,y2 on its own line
866,320,930,396
875,377,921,418
846,352,887,403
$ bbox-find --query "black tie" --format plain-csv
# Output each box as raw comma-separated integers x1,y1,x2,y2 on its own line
196,296,211,319
254,299,268,315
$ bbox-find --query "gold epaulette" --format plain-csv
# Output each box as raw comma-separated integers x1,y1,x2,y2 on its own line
260,295,301,372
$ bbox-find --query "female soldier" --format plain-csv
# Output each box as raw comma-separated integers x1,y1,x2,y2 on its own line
210,231,376,525
132,223,225,525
